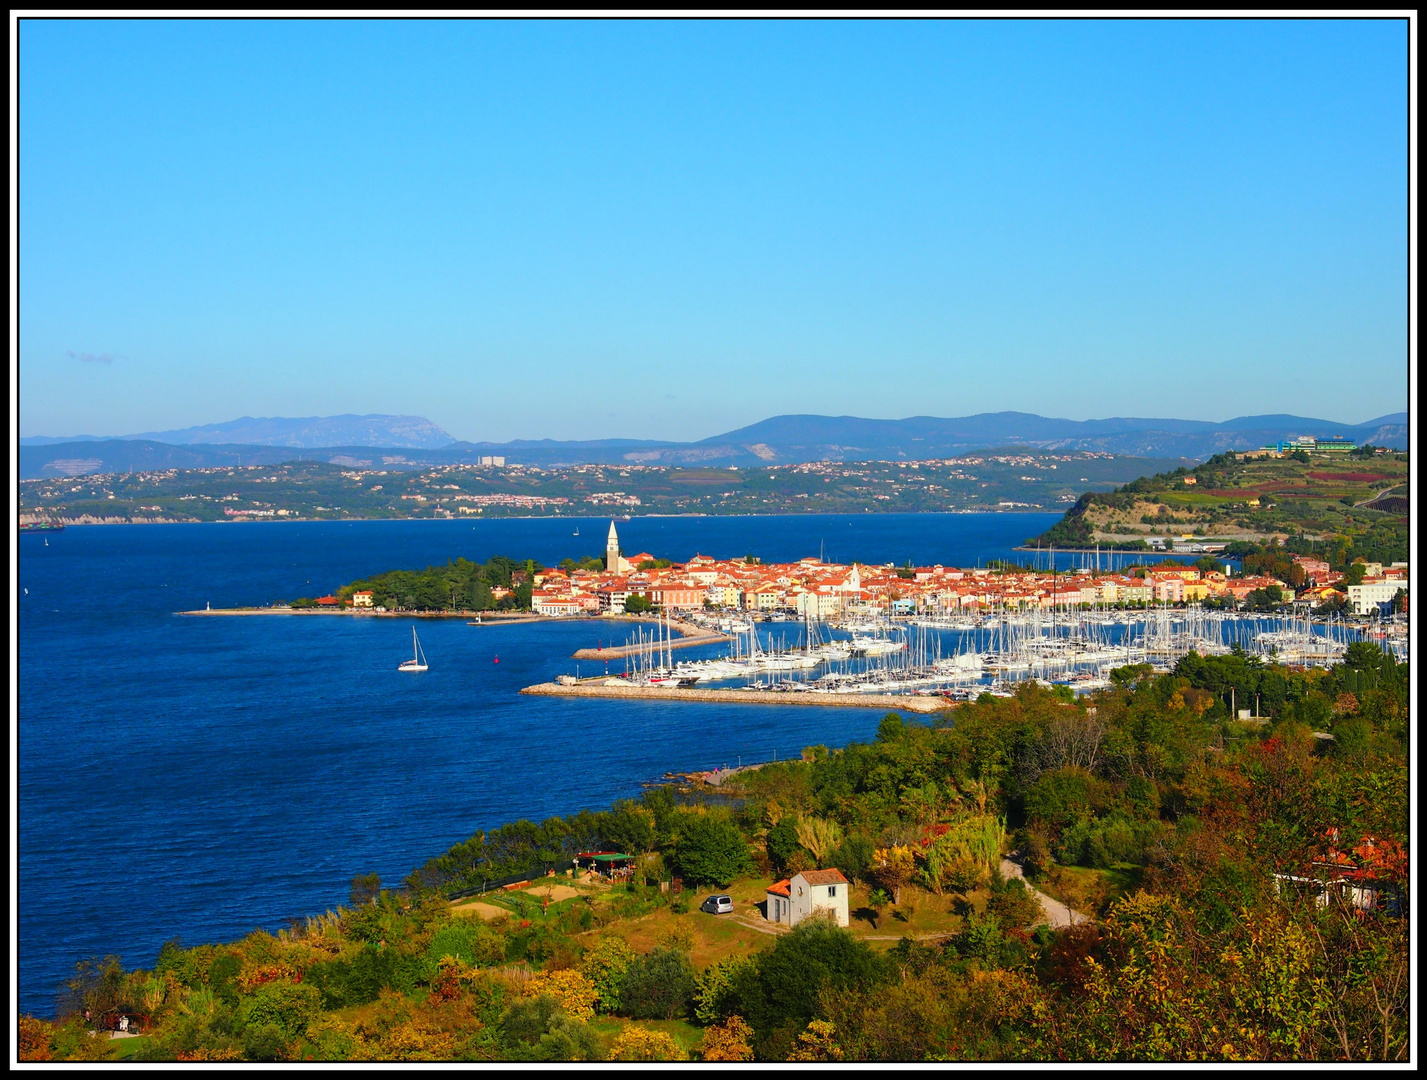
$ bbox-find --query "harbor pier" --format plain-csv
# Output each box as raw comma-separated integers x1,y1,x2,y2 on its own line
520,680,951,713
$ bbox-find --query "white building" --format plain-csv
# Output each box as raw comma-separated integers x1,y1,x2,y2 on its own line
765,868,850,928
1347,579,1408,615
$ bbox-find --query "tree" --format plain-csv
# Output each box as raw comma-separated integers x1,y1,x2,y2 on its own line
870,846,916,905
527,970,599,1021
623,594,653,614
618,947,698,1020
580,938,636,1015
700,1015,755,1061
765,817,803,873
601,805,656,855
794,815,843,866
695,954,760,1025
18,1016,55,1062
610,1026,686,1061
57,955,127,1021
788,1018,844,1061
350,873,382,906
671,815,753,887
739,920,892,1043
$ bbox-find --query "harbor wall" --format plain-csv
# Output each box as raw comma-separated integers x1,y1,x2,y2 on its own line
520,681,950,713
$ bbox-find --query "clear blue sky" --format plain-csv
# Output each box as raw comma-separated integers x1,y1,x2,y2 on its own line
18,18,1410,442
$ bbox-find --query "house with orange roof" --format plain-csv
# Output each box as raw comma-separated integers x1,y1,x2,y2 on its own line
765,868,850,928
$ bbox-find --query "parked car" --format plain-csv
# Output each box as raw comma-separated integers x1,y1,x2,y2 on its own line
700,894,734,915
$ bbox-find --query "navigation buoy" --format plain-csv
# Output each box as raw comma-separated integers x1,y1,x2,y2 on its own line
493,656,500,664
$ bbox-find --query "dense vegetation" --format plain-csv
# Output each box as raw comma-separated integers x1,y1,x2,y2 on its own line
21,645,1408,1062
310,556,550,612
1033,450,1409,559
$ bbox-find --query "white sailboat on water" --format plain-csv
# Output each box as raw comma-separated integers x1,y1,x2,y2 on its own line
398,627,429,672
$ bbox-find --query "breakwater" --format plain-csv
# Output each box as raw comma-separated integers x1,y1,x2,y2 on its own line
177,606,509,618
572,631,730,660
520,681,950,713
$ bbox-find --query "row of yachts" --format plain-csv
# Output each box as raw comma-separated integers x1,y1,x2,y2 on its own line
605,609,1399,696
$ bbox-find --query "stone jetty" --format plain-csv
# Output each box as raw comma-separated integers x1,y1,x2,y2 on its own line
520,681,950,713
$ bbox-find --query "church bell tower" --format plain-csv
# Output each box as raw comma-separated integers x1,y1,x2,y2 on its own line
605,520,621,573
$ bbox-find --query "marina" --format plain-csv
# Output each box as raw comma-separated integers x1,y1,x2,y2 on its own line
540,605,1408,704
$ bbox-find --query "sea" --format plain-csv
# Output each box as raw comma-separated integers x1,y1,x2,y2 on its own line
17,511,1194,1017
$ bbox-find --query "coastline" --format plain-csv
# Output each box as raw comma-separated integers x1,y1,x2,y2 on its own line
24,507,1059,527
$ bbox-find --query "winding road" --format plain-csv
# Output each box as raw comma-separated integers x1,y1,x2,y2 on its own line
999,853,1092,929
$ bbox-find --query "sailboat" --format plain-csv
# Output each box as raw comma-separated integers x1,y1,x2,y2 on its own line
398,627,429,672
572,526,579,536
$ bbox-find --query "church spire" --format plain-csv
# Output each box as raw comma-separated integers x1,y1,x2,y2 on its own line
606,520,621,572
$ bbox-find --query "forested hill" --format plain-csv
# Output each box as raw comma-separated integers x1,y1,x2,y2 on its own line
1029,449,1409,564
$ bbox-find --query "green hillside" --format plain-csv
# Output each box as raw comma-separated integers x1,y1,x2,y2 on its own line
1031,448,1409,564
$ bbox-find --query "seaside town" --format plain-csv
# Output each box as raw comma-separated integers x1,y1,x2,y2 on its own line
494,523,1409,622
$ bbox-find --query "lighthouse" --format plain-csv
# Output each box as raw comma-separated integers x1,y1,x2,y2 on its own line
606,520,621,573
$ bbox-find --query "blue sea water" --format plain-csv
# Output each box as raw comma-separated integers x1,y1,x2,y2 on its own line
17,510,1153,1017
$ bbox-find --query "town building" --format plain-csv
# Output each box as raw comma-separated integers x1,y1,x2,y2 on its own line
1346,578,1409,616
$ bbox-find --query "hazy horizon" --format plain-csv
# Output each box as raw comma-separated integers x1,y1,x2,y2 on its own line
18,405,1413,447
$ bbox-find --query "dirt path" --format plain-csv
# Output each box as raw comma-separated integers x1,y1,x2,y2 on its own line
999,854,1091,929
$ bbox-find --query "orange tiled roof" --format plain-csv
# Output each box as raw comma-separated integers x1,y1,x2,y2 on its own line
766,878,792,897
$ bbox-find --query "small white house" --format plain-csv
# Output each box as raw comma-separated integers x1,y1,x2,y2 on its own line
766,868,850,928
352,591,374,608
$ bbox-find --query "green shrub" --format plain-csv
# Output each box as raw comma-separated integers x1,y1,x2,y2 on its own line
241,1022,291,1062
617,947,697,1020
694,953,758,1025
303,945,421,1009
243,980,320,1039
987,876,1045,928
425,920,505,969
207,953,241,1006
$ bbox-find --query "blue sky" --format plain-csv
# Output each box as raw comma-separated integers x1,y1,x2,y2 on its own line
18,18,1409,442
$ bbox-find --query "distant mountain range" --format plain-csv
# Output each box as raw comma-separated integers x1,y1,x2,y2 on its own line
19,410,1408,479
20,414,455,450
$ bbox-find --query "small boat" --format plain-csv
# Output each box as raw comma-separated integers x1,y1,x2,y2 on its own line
398,627,429,672
572,526,579,536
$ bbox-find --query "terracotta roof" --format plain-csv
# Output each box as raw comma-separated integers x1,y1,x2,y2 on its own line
797,868,849,886
766,878,791,897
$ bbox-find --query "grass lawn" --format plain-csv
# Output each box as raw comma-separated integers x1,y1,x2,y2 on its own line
591,894,778,969
845,881,982,941
112,1036,149,1059
584,875,980,964
1033,863,1142,915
